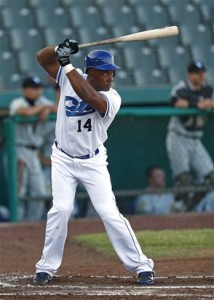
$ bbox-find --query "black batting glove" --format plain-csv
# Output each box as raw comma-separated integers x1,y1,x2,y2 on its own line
56,46,71,67
59,39,79,55
55,39,79,67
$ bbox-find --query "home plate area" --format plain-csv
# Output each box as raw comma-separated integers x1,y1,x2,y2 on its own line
0,274,214,299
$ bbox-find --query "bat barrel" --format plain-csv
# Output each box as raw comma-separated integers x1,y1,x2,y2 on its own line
79,26,179,49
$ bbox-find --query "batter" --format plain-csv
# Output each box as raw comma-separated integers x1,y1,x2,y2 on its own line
33,39,155,285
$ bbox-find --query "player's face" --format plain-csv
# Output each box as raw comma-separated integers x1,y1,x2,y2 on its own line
149,169,166,189
23,87,43,100
188,71,206,88
87,69,115,91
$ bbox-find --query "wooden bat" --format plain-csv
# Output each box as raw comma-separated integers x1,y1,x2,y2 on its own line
79,26,179,49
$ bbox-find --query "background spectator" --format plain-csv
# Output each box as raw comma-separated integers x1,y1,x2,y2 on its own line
134,166,184,215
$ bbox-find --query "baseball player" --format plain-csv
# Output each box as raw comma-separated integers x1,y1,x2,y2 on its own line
9,76,56,220
33,39,155,285
166,61,214,208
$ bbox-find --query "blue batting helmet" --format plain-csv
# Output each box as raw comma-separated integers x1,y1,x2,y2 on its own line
84,50,120,73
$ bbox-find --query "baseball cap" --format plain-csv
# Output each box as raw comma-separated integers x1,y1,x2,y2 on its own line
188,61,206,73
22,76,43,88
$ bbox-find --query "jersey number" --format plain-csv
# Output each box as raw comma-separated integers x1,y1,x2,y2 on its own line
77,118,92,132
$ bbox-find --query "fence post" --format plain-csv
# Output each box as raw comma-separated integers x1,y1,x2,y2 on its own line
3,117,18,222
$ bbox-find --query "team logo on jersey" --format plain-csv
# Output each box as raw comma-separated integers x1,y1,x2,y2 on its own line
65,96,95,117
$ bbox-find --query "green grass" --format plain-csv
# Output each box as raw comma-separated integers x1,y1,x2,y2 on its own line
74,229,214,259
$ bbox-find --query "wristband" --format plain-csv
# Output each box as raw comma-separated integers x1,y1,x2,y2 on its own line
63,64,75,74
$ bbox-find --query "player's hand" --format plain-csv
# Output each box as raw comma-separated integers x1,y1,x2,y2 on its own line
38,105,55,122
58,39,79,55
55,39,79,67
197,99,214,111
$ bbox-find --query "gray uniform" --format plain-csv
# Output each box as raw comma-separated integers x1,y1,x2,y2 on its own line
9,96,53,220
166,80,214,182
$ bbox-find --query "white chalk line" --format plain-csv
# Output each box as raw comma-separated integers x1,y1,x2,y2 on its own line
1,273,214,280
0,273,213,297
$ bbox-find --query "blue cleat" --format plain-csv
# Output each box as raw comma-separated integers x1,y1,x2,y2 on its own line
33,272,52,285
137,271,155,285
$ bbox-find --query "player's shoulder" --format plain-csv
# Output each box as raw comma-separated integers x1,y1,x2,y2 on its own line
104,87,121,98
10,96,26,107
171,80,187,95
172,80,187,91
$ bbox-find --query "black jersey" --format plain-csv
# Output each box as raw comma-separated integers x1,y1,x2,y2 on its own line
170,80,213,131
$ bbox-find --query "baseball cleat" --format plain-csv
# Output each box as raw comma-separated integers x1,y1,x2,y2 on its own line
137,271,155,285
33,272,52,285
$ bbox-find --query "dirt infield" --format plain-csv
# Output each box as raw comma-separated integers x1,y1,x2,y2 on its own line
0,213,214,299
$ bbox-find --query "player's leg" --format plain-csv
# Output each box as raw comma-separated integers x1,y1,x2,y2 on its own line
185,140,214,210
166,132,191,178
27,151,47,220
17,157,28,220
35,148,78,278
166,132,193,204
79,151,154,279
191,140,214,183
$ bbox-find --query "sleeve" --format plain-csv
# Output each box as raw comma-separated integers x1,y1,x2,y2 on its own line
56,66,66,88
99,89,121,119
56,67,83,89
170,82,199,107
9,99,27,116
170,84,189,106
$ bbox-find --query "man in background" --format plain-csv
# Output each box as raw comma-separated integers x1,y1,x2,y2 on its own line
134,166,183,215
166,61,214,210
9,76,56,220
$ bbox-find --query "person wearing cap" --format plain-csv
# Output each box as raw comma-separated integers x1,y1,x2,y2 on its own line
166,61,214,210
9,76,57,221
33,39,155,286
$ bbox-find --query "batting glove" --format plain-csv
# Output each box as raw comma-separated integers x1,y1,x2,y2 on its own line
55,39,79,67
58,39,79,55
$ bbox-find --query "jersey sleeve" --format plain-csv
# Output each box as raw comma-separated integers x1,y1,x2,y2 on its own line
170,81,191,106
56,66,66,88
99,89,121,119
9,98,27,116
56,67,84,89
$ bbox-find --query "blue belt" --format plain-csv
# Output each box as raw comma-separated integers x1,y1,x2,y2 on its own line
55,141,99,159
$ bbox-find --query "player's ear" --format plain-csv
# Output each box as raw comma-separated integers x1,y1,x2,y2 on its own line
87,69,95,80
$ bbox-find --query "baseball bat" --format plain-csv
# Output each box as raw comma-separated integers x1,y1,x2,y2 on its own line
79,26,179,48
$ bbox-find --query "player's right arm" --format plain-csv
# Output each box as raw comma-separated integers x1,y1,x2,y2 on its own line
37,46,60,79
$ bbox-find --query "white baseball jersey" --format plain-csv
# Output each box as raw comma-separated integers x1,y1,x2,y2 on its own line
55,67,121,156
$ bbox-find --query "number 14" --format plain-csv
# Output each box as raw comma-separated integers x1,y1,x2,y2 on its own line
77,118,92,132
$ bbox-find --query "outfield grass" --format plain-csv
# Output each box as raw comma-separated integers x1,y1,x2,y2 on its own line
74,229,214,259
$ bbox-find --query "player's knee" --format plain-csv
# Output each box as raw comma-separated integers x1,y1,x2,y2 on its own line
50,203,73,218
204,171,214,186
175,172,192,187
97,207,115,220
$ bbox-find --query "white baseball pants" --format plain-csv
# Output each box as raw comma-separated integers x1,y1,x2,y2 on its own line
35,144,154,276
